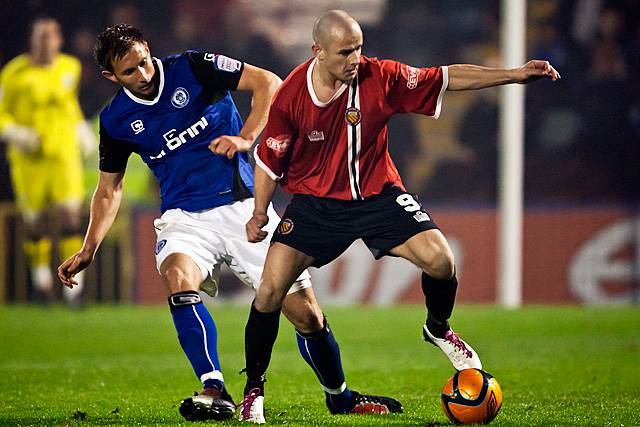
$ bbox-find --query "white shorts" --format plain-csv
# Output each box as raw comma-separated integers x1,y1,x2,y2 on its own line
153,198,312,296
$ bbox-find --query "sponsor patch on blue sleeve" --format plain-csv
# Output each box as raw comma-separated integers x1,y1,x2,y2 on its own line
204,53,242,73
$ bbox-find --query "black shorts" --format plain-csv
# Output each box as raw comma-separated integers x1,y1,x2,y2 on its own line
271,185,439,267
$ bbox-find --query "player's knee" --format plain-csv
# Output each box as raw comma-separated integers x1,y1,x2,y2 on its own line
257,276,302,313
162,265,198,294
304,309,324,333
422,245,455,280
255,284,283,311
291,305,324,333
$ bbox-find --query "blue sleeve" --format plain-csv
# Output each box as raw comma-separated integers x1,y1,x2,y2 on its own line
99,122,133,172
186,51,244,91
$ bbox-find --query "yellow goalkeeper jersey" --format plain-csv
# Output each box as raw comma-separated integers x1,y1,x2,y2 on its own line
0,53,84,159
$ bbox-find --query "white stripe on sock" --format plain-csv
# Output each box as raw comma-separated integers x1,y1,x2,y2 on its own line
191,305,216,373
298,332,347,394
303,338,326,386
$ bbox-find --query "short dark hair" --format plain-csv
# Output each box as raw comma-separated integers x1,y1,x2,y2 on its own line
93,24,145,72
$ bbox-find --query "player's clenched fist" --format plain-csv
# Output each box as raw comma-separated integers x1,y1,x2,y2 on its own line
209,135,252,159
58,250,94,288
246,213,269,242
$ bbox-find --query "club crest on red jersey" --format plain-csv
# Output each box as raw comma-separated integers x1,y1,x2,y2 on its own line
345,107,361,126
277,219,294,235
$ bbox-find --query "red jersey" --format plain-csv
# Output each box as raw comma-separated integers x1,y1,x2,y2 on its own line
255,55,448,200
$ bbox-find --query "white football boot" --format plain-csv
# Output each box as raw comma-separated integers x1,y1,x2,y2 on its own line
423,324,482,371
239,388,265,424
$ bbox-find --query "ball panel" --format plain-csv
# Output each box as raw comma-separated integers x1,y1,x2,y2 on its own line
485,378,503,422
447,402,491,424
457,368,485,401
441,369,503,424
442,375,454,395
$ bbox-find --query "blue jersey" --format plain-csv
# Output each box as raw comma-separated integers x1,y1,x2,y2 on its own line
98,51,254,213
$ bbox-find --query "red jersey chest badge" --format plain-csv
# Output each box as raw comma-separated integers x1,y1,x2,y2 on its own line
345,107,362,126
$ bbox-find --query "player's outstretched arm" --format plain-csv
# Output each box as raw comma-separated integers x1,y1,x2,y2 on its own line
209,64,282,158
246,166,278,243
447,60,560,91
57,170,125,287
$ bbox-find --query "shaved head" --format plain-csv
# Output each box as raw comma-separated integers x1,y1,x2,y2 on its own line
313,9,362,48
311,9,363,83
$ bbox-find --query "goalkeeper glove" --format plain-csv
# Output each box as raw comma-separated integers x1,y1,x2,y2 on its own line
0,124,40,153
76,120,98,158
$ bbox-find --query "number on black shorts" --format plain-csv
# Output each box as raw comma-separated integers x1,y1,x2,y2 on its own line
396,193,431,222
396,194,421,212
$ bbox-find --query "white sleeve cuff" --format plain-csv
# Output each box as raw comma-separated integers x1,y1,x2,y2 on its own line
254,145,283,181
432,65,448,120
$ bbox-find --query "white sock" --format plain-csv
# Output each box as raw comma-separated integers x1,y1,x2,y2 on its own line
31,265,53,291
63,270,84,303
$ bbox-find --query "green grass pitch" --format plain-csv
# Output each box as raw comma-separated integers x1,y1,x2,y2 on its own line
1,304,638,426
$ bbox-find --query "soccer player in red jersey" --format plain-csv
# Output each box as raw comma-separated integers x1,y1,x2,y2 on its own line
241,9,560,421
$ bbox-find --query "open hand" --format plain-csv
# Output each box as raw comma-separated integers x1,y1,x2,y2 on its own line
58,250,94,288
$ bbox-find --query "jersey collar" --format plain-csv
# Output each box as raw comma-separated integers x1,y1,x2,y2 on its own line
123,57,165,105
306,58,349,108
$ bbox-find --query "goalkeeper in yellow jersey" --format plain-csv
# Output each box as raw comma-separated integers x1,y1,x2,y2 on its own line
0,17,96,304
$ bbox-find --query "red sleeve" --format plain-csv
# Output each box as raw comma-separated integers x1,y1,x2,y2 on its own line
254,104,296,181
381,60,448,118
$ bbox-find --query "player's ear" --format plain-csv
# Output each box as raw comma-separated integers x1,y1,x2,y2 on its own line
312,43,324,60
101,69,118,83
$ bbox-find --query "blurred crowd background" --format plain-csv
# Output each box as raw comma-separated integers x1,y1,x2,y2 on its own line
1,0,638,207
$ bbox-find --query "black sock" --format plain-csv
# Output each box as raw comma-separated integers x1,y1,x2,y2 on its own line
422,272,458,338
244,301,281,394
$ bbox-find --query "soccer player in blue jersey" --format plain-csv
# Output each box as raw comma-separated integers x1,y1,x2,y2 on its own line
57,24,401,423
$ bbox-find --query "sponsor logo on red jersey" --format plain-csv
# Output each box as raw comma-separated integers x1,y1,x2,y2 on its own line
345,107,362,126
307,130,325,142
401,65,423,90
265,135,291,153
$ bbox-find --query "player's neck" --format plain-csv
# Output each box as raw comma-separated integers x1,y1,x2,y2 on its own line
29,51,56,66
132,59,160,101
311,62,347,103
